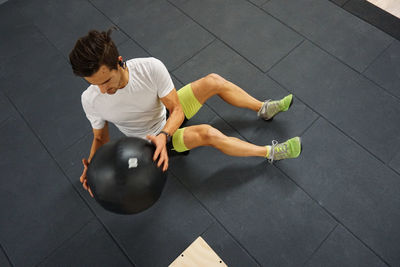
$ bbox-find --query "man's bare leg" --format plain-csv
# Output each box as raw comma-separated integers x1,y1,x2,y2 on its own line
180,124,301,162
183,124,268,157
190,73,293,120
190,73,263,112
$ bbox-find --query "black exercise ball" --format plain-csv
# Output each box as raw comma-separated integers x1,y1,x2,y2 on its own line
86,137,167,214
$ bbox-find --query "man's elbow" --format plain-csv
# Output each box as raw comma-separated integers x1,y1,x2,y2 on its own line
170,106,185,122
177,107,185,123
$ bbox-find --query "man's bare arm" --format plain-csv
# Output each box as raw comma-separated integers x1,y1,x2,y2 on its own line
146,88,184,172
160,88,185,136
88,121,110,162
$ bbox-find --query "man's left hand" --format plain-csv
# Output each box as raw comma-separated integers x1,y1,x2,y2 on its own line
146,134,169,172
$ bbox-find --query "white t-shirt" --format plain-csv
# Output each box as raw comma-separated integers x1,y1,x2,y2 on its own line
81,57,174,139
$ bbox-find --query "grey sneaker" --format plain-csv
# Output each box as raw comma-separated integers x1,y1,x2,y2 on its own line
258,94,293,120
267,137,302,163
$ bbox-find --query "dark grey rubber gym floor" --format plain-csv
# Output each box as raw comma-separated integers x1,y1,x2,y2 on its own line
1,0,399,266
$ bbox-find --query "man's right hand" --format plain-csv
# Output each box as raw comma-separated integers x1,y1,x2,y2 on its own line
80,158,94,198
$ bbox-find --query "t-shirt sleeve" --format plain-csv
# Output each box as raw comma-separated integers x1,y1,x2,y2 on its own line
150,58,174,98
81,92,106,130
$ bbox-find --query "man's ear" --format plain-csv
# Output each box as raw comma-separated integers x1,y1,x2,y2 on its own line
118,56,125,68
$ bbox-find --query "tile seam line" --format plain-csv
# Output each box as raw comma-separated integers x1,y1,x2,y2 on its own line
0,117,12,130
386,140,400,166
362,72,400,102
86,0,153,59
59,129,92,155
34,218,95,267
0,243,13,267
359,40,400,102
167,172,262,267
388,165,400,177
3,94,137,267
170,38,218,73
264,39,306,74
361,38,395,74
245,0,400,102
341,0,351,7
32,23,68,62
166,0,268,74
299,115,321,137
301,224,339,267
274,166,391,266
199,222,216,237
266,73,396,167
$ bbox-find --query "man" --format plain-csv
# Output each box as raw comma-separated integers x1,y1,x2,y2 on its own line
69,29,301,197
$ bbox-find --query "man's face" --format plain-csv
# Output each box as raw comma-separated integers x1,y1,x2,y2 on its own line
84,65,121,95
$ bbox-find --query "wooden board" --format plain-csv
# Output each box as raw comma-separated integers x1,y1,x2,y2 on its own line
169,237,228,267
367,0,400,18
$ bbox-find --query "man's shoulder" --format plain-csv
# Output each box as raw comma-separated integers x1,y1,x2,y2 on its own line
81,85,100,103
127,57,162,69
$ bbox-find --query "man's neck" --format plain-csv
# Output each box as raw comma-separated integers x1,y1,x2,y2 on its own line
118,65,129,89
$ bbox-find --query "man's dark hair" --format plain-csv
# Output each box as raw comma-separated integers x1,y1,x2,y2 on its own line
69,28,119,77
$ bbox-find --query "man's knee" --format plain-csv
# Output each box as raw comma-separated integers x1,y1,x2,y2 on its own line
198,124,224,146
204,73,227,91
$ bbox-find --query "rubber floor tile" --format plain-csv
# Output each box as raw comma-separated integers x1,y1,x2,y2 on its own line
0,33,66,95
0,117,93,266
90,0,214,70
263,0,393,72
38,219,132,267
0,0,30,30
305,225,386,267
17,0,128,57
269,41,400,163
0,18,38,59
170,0,303,72
278,117,400,266
7,63,92,156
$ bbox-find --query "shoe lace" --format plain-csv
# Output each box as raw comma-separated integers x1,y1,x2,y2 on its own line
268,140,289,164
268,101,281,114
